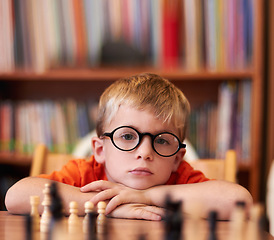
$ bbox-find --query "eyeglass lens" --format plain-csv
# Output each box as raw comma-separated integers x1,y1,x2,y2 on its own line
112,127,180,156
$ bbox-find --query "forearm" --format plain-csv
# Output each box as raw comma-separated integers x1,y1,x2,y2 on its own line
144,180,253,220
5,177,96,216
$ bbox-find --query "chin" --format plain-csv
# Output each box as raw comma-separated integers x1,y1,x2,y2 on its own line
127,181,156,190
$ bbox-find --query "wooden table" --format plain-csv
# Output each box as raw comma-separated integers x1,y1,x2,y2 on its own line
0,211,273,240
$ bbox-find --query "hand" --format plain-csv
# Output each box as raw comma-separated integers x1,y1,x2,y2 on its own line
80,180,151,214
108,203,164,221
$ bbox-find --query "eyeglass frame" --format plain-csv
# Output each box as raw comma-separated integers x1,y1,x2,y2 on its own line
101,125,186,157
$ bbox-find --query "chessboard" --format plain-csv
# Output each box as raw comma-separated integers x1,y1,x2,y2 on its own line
1,182,273,240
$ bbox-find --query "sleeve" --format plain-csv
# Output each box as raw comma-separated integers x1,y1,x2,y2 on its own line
38,159,84,187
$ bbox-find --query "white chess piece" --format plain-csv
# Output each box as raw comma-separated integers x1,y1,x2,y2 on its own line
96,201,107,234
229,202,246,240
30,195,40,232
246,204,263,240
68,201,80,234
40,183,51,233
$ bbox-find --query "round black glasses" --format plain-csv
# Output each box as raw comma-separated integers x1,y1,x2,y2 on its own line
101,126,186,157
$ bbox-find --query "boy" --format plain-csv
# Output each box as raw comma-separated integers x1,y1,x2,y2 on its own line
5,73,252,220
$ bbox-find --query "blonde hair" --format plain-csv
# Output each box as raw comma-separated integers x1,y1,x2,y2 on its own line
96,73,190,141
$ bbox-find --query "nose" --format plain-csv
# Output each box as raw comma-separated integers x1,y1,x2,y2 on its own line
135,136,154,161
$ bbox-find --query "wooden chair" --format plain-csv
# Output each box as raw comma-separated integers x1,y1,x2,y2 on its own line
188,150,237,182
30,144,237,183
30,144,75,176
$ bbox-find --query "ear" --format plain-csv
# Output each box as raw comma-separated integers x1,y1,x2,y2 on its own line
91,137,105,164
172,149,186,172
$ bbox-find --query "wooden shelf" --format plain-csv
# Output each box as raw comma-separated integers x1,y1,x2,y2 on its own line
0,68,254,81
0,153,32,167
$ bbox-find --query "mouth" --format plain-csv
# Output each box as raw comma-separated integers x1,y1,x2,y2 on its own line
129,167,153,176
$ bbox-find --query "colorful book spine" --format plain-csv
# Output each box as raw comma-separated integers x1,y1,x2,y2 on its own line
0,0,254,72
0,100,97,155
188,80,251,162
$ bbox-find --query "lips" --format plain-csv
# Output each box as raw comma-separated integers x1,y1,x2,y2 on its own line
130,167,153,176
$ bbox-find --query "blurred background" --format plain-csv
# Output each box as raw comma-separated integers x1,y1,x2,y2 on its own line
0,0,273,227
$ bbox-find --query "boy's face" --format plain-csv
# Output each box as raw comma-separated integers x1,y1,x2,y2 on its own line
92,104,186,190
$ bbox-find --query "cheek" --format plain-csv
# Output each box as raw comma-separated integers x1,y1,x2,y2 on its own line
104,147,127,169
154,160,176,176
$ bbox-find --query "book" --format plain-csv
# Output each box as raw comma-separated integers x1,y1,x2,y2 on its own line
1,0,254,72
162,0,180,68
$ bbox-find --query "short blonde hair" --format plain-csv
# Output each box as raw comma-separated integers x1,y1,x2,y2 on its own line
96,73,190,141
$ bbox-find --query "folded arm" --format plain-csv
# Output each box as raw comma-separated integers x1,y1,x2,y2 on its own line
5,177,164,220
5,177,96,216
81,180,253,220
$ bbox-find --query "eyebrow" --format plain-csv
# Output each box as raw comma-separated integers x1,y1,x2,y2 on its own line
127,125,176,135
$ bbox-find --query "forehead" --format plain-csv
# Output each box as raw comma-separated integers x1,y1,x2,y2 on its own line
105,104,178,135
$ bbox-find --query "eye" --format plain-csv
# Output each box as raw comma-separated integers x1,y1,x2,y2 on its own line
121,133,136,141
155,137,170,145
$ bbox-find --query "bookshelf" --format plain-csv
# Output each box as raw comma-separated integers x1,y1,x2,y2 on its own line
266,0,274,186
0,0,264,201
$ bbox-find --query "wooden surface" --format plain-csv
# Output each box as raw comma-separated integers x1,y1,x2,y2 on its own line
0,211,273,240
0,68,254,81
30,144,75,176
190,150,237,183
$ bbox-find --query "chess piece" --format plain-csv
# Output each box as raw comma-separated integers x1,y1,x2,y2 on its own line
30,195,40,232
96,201,107,234
229,201,246,240
208,211,218,240
49,182,63,221
49,182,67,240
87,212,98,240
68,201,81,234
40,183,52,233
163,195,183,240
83,201,94,234
246,203,264,240
25,214,33,240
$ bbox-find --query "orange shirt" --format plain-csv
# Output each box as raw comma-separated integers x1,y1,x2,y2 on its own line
38,155,210,187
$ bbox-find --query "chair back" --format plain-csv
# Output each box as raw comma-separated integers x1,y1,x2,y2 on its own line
30,144,75,176
189,150,237,182
31,144,237,183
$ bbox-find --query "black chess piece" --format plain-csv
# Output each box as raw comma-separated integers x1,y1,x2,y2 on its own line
48,182,64,240
49,182,63,220
208,210,218,240
87,212,97,240
163,194,183,240
25,214,33,240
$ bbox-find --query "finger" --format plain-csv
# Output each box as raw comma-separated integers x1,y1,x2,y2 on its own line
105,194,135,214
142,205,165,216
105,196,124,214
90,188,120,205
133,208,162,221
110,206,162,221
80,180,113,192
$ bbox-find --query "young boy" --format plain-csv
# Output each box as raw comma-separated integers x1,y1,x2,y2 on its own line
5,73,252,220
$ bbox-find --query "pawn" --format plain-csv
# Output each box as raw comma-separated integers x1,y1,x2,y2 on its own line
40,183,51,233
229,201,246,240
83,201,94,234
246,204,264,240
96,201,107,234
68,201,81,234
30,195,40,232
